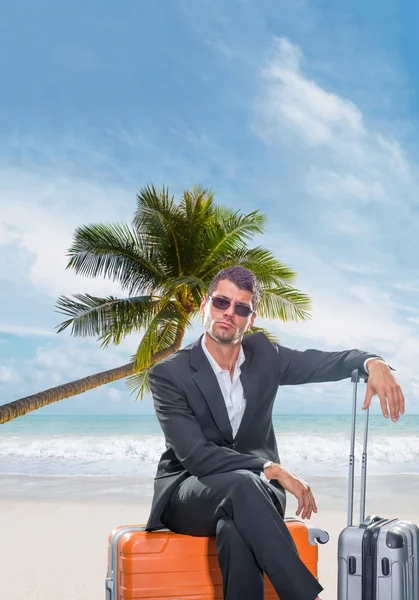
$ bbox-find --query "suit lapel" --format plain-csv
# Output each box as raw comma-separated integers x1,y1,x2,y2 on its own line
191,336,233,442
190,335,259,442
236,338,259,439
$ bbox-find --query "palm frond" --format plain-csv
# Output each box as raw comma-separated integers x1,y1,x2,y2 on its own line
179,186,215,231
127,313,188,399
199,209,267,277
55,294,159,346
132,301,190,371
221,246,297,284
244,326,279,344
67,222,164,295
176,187,219,274
161,275,206,298
199,246,297,287
125,366,152,401
133,185,183,276
257,286,312,322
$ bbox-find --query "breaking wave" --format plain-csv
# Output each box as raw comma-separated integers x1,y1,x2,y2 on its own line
1,432,418,477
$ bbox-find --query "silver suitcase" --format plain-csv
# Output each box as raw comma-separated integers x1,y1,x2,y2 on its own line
338,369,419,599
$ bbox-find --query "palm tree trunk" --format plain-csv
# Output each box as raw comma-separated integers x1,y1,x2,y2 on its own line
0,333,185,425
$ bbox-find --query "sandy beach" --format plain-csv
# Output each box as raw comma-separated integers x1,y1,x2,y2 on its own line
1,474,418,600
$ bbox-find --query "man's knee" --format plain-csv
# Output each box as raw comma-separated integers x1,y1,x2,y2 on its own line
211,470,273,525
229,469,263,486
199,470,268,507
226,470,267,500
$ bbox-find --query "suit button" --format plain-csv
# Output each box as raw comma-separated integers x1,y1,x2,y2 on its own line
232,441,237,449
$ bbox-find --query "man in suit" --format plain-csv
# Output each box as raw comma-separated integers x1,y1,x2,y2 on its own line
146,266,405,600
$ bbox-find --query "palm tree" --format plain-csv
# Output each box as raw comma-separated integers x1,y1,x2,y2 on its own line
0,185,312,424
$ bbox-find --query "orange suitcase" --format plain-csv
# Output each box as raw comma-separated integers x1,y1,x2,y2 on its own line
105,519,329,599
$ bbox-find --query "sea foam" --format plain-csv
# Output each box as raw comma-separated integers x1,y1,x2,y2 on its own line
1,432,418,478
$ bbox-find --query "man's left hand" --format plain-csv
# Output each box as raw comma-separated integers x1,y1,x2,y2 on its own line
362,359,405,421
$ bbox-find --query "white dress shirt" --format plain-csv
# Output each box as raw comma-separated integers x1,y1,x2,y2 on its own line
201,336,247,438
201,336,382,482
201,336,272,482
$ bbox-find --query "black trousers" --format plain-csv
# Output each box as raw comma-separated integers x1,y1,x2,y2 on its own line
161,469,323,600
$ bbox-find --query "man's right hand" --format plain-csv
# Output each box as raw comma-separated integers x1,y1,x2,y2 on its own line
264,463,318,520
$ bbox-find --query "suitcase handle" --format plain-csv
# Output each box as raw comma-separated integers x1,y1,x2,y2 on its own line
347,369,369,527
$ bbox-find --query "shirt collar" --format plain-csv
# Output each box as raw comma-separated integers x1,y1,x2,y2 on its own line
201,334,245,375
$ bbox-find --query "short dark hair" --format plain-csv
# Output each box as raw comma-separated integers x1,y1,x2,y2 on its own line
206,266,261,309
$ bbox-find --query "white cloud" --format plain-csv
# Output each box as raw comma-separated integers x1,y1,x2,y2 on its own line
0,325,55,337
107,388,124,403
30,337,134,387
0,164,133,300
390,304,419,314
257,234,418,391
0,366,18,383
255,37,414,212
307,169,387,203
334,262,384,275
319,207,383,239
258,37,365,148
264,38,365,146
393,282,419,293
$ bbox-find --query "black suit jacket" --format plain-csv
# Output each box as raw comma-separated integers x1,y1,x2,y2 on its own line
145,332,379,530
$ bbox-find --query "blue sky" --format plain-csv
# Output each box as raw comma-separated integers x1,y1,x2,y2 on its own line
0,0,418,416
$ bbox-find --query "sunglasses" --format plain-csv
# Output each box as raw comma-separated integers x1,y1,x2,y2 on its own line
209,295,254,317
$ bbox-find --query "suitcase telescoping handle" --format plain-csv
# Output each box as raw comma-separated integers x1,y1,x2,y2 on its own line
347,369,369,528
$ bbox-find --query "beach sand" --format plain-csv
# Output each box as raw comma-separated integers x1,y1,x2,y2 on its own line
0,474,418,600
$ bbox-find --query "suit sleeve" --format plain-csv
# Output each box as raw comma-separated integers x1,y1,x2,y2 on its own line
149,363,266,477
273,343,384,386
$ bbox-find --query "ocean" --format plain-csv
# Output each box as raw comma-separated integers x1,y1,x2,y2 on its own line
1,413,418,480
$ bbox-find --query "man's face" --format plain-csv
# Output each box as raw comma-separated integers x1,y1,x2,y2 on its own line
200,279,257,345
